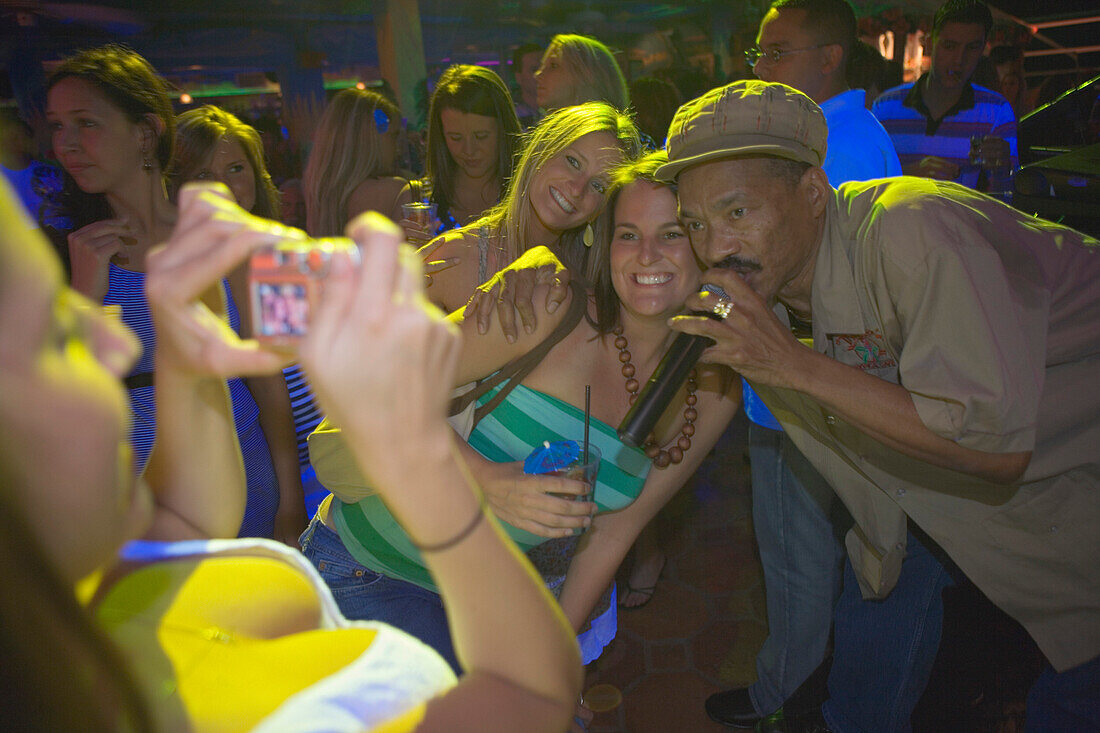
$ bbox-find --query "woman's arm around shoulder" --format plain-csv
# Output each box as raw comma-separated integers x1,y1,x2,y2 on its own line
446,251,578,388
417,227,484,313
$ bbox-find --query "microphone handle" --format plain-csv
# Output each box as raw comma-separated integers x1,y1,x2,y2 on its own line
617,332,713,448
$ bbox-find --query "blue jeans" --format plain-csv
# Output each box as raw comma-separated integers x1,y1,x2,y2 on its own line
1027,655,1100,732
823,530,954,733
299,517,461,673
749,425,845,715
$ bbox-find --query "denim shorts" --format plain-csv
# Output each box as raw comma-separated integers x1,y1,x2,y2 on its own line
299,516,460,673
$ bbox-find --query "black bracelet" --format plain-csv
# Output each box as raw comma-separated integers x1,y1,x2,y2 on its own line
410,494,488,553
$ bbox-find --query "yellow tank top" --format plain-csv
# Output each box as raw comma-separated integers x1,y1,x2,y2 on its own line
89,539,455,731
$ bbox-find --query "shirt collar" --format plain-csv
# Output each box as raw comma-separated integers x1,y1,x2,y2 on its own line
903,74,976,133
819,88,866,116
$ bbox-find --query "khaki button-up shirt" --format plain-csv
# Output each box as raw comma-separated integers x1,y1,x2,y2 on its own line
753,177,1100,671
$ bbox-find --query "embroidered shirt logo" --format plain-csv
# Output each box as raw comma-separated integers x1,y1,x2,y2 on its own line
827,330,898,371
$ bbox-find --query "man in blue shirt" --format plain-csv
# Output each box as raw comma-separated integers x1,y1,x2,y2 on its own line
705,0,901,728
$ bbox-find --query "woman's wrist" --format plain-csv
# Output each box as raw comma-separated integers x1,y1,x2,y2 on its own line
152,354,224,391
363,435,488,548
346,425,456,494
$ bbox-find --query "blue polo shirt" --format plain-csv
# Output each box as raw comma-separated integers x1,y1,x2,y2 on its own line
744,88,902,431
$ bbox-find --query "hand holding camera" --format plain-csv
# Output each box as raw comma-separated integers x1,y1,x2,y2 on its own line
147,184,296,379
249,237,360,350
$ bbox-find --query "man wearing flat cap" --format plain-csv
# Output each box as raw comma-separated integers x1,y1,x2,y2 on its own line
659,79,1100,732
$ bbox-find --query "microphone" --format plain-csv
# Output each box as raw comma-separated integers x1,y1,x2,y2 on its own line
617,284,728,448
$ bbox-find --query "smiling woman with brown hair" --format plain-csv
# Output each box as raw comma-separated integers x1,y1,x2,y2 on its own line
306,152,742,680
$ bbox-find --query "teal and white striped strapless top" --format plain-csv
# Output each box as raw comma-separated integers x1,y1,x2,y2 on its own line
331,382,651,592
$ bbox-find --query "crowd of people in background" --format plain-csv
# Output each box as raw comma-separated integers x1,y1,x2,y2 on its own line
2,0,1098,730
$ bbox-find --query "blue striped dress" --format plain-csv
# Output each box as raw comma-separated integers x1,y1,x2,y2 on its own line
282,364,322,469
105,263,280,538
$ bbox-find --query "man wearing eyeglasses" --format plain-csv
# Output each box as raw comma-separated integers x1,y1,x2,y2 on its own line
706,1,900,729
872,0,1017,192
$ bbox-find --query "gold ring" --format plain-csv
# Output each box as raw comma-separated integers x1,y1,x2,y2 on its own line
711,297,734,320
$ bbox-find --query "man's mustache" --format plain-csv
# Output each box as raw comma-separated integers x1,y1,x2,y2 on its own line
713,256,762,273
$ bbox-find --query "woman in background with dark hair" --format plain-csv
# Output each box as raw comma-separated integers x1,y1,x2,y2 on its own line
415,64,521,237
45,44,282,539
44,43,176,298
169,104,308,544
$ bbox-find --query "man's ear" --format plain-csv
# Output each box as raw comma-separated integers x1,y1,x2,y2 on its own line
820,44,845,76
800,166,831,218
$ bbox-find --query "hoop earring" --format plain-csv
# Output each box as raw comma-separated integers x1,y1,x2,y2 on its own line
583,222,594,247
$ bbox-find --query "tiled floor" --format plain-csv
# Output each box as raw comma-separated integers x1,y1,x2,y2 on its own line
579,413,1042,733
584,413,763,733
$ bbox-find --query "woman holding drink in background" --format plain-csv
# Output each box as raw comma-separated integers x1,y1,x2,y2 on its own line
400,64,521,244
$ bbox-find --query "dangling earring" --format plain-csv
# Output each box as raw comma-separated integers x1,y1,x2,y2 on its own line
141,141,153,172
583,222,594,247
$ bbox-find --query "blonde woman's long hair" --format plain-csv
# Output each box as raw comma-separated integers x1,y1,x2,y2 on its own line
545,34,630,111
480,101,639,273
303,88,400,236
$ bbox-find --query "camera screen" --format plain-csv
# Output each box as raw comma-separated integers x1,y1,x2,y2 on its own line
256,282,309,337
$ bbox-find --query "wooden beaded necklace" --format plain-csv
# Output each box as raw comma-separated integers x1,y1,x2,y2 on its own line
612,325,698,469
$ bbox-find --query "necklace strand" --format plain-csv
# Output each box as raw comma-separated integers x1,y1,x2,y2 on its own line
613,326,697,469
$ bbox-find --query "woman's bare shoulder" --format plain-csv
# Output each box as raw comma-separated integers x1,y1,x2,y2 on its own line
417,226,481,259
351,176,408,195
347,177,410,220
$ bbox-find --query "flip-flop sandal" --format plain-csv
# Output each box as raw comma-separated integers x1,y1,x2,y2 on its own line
618,554,665,609
618,580,658,608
